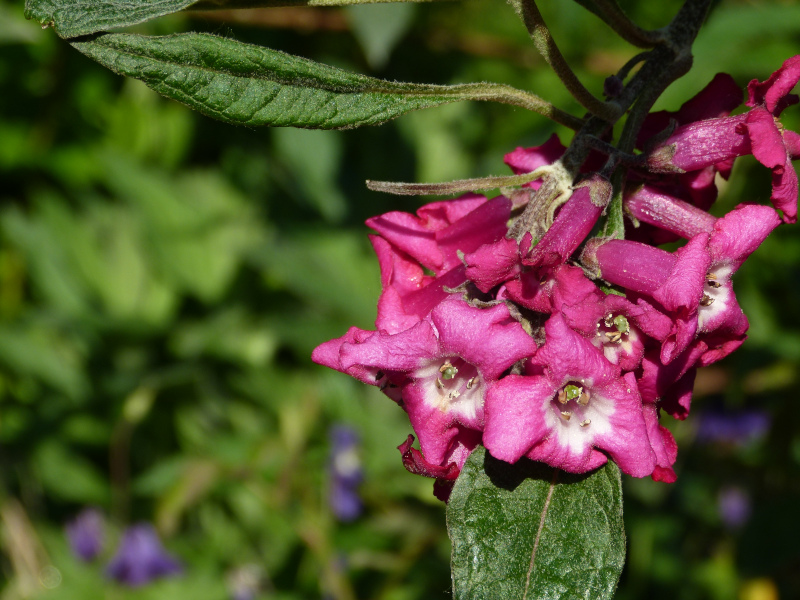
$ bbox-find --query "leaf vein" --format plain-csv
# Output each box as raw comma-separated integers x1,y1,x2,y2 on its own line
523,468,558,600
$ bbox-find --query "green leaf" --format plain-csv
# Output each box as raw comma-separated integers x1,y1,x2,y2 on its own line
25,0,454,40
69,32,560,130
447,446,626,600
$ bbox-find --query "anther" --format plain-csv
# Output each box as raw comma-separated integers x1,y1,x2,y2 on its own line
700,293,715,306
577,390,590,406
435,378,444,390
466,376,477,389
580,419,591,427
560,411,572,421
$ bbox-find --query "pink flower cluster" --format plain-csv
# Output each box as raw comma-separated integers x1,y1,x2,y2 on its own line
313,57,799,500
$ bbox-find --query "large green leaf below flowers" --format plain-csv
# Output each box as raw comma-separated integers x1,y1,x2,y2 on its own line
447,446,625,600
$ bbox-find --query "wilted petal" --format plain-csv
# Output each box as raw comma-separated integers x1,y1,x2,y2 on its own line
643,404,678,483
746,54,800,114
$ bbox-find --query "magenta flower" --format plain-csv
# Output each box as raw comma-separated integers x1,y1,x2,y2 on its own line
647,56,800,222
463,174,611,295
366,194,511,275
463,236,529,294
370,234,468,335
625,184,718,240
637,342,707,420
621,194,781,363
483,314,656,477
582,233,711,364
634,73,743,216
313,296,538,468
367,194,511,333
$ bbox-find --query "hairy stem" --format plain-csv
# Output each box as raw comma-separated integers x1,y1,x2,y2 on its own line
507,0,621,122
367,171,550,196
450,82,585,130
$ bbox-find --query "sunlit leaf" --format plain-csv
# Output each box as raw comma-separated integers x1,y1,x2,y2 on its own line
69,32,555,130
447,446,626,600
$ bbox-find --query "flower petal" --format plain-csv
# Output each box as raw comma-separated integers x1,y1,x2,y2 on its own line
483,374,554,463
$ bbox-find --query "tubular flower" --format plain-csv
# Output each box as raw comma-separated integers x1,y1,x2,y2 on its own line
314,59,790,498
646,56,800,222
483,315,656,477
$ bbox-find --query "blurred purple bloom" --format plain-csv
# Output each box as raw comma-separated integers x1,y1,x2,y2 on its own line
695,410,771,445
718,486,752,529
106,524,182,587
66,508,104,562
329,425,363,521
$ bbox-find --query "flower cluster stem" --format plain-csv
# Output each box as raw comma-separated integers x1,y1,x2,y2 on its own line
507,0,621,122
572,0,666,48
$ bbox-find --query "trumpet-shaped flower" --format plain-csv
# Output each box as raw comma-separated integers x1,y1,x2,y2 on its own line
647,56,800,222
313,296,537,467
483,314,656,477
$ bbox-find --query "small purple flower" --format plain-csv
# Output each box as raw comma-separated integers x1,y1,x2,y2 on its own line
329,425,363,522
314,296,538,471
718,486,752,529
66,508,104,562
106,524,182,587
695,409,771,446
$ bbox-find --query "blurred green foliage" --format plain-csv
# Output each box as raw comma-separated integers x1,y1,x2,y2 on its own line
1,0,799,598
